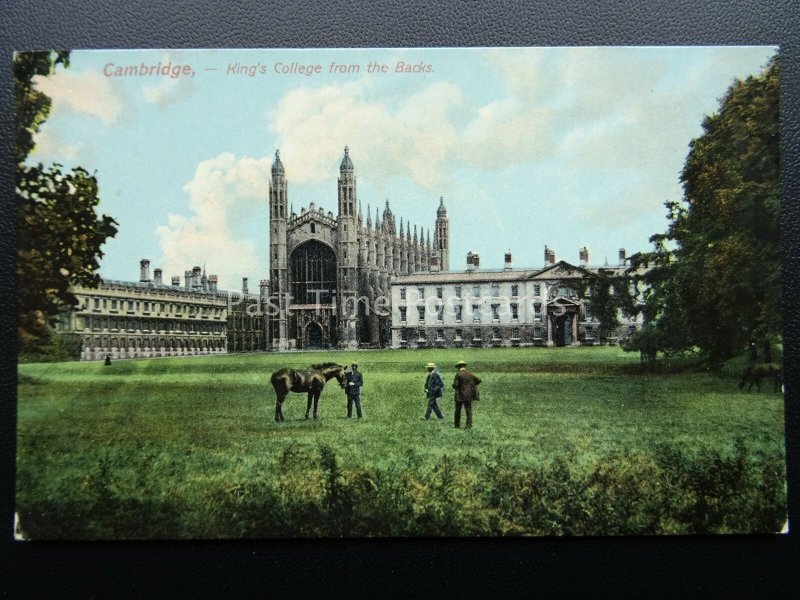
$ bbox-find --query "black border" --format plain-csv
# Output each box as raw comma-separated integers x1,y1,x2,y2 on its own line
2,0,798,596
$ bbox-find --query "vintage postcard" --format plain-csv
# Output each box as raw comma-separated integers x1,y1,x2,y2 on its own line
14,47,786,539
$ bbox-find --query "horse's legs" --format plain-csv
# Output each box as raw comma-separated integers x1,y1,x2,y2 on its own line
275,394,284,422
306,392,313,419
313,391,320,420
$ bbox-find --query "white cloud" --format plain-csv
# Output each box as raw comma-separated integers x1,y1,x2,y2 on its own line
141,51,198,108
34,69,122,125
155,153,271,290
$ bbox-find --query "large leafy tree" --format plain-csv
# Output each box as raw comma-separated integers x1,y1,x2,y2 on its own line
630,57,780,365
15,51,118,353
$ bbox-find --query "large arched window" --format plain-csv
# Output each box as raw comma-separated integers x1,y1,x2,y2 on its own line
290,241,337,304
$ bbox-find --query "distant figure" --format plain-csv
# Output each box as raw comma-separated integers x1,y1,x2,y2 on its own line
346,362,364,419
749,340,758,362
424,362,444,420
104,354,112,366
452,360,481,429
739,363,782,393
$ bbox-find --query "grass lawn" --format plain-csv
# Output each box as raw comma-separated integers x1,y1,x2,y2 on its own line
16,347,787,538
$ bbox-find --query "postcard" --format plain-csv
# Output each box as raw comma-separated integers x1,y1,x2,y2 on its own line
14,46,786,539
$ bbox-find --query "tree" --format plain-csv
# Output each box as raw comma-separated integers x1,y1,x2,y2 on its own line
588,271,619,344
15,51,118,354
629,57,780,365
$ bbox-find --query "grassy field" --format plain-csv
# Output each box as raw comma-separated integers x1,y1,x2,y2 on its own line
16,347,787,538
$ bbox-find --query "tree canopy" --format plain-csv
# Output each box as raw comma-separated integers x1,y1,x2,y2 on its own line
15,51,118,354
628,57,780,365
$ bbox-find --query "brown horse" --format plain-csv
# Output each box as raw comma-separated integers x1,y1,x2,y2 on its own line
270,362,347,422
739,363,782,393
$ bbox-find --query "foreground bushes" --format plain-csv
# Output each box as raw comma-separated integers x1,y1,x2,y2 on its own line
16,439,786,539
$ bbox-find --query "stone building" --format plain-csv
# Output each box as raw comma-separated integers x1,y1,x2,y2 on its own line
390,247,646,349
226,277,270,352
57,259,229,360
268,147,449,349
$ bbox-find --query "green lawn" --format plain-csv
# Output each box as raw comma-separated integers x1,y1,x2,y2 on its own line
16,347,787,538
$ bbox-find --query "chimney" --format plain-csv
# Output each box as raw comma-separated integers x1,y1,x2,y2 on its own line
579,246,589,267
504,250,513,271
171,276,180,287
140,259,151,283
153,268,163,285
466,251,475,271
260,279,269,300
619,248,626,265
184,270,193,288
209,275,218,292
242,277,249,296
472,253,480,269
192,266,202,288
544,245,556,266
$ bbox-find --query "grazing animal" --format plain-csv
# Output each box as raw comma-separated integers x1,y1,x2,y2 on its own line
270,362,347,422
739,363,782,393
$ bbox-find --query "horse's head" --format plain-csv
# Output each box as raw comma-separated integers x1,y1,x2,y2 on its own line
335,365,348,388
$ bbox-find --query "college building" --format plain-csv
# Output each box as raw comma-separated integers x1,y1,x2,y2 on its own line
266,147,449,350
59,146,646,359
390,248,646,349
57,260,230,361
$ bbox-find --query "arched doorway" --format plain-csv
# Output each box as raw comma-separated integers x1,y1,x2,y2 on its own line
306,322,325,348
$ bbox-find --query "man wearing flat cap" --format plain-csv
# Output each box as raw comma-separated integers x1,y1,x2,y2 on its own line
346,362,364,419
424,362,445,420
452,360,481,429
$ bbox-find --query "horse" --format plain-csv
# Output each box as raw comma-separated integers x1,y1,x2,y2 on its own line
739,363,782,393
270,362,347,422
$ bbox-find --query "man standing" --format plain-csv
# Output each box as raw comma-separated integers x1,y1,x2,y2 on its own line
346,362,364,419
452,360,481,429
424,362,445,420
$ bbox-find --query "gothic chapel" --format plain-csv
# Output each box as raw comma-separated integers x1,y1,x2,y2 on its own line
268,147,449,349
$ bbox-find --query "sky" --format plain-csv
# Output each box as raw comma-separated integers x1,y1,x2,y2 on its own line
27,46,777,290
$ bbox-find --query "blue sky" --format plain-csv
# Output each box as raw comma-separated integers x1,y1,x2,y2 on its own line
27,46,777,289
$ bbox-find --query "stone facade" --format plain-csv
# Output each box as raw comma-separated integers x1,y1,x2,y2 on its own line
268,147,450,350
391,249,647,349
59,260,229,361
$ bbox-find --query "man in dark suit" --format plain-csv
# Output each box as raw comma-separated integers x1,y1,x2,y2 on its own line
346,362,364,419
452,360,481,429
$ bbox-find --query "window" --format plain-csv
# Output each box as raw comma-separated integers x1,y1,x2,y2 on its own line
455,305,463,322
310,223,316,234
491,304,500,321
492,328,500,340
454,286,462,298
473,329,482,341
418,306,425,322
472,303,481,323
455,329,463,341
511,303,519,320
436,306,444,322
436,329,444,341
128,301,135,311
418,329,426,341
111,299,118,310
472,284,481,298
400,307,407,322
400,288,406,300
94,298,100,309
511,328,520,340
533,301,542,322
103,299,107,309
511,284,519,298
400,329,408,342
533,283,541,296
418,287,425,300
436,287,443,299
491,283,500,297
